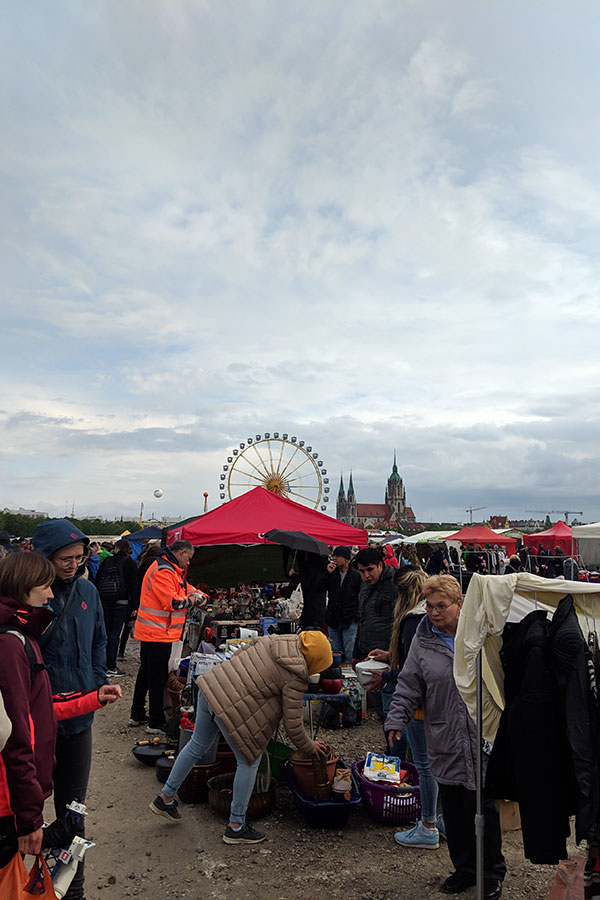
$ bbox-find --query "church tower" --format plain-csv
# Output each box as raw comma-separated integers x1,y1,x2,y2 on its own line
385,451,406,522
346,471,357,526
336,474,346,521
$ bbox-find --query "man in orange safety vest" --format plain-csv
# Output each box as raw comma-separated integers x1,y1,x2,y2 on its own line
130,540,206,733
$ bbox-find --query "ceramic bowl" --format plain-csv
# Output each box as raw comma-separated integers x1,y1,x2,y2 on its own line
354,659,389,688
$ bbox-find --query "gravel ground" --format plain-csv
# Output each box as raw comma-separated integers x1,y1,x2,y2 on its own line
69,651,579,900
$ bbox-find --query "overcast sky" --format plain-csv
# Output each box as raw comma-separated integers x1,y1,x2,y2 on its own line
2,1,599,525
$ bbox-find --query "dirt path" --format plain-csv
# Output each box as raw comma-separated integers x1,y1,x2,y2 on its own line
76,656,572,900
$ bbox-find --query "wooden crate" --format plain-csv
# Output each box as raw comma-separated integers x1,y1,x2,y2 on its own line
498,799,521,833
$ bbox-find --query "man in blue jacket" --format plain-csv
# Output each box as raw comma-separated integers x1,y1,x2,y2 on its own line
32,518,107,900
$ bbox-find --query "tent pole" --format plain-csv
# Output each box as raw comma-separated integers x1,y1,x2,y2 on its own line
475,649,484,900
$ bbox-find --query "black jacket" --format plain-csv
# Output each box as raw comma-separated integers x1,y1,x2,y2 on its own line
485,609,576,864
549,594,599,843
288,552,328,627
96,550,138,606
324,566,361,629
353,564,397,659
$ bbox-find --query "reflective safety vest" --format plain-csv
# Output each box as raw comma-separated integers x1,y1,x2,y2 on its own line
133,557,191,643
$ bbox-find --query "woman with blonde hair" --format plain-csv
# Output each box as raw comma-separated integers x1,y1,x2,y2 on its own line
386,574,505,899
365,566,442,848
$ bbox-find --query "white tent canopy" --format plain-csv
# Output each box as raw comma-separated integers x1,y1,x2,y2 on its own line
455,572,600,744
571,522,600,567
386,530,457,545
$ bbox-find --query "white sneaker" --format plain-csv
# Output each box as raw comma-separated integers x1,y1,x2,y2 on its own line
146,725,166,735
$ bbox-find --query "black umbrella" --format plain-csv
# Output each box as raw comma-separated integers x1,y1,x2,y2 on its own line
263,529,329,558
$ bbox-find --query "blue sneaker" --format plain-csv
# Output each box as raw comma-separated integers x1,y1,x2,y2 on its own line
394,821,439,849
437,814,447,841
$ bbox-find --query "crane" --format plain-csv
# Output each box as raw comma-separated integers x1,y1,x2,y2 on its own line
525,510,583,525
466,506,487,525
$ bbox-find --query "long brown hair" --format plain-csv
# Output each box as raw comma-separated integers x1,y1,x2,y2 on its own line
0,552,55,605
389,568,428,669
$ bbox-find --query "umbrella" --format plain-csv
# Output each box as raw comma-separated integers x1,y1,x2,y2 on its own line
263,529,330,557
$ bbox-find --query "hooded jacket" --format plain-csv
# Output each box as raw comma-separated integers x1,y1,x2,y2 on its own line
197,634,316,764
0,597,104,836
384,615,479,790
32,519,107,735
353,563,397,659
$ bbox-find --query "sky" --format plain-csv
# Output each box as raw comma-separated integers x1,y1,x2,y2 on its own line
2,0,600,525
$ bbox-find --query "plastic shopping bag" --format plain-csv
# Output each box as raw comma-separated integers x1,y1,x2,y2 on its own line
23,854,59,898
0,852,28,898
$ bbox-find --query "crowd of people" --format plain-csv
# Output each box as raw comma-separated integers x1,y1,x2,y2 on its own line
1,518,586,899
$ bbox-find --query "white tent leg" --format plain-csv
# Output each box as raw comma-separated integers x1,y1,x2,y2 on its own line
476,650,484,900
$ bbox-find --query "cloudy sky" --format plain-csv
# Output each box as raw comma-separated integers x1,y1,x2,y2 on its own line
2,1,599,525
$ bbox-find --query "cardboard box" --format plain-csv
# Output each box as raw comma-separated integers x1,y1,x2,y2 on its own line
498,799,521,833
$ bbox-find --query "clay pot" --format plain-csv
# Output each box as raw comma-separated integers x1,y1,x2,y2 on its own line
289,747,338,799
177,761,221,803
320,677,342,694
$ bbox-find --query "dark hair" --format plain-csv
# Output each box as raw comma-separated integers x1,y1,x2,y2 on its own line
354,547,384,567
171,540,193,554
115,539,131,552
0,552,55,605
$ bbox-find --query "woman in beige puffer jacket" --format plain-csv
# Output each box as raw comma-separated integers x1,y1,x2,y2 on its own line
149,631,332,844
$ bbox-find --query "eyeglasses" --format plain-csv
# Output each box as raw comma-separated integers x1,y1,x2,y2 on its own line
425,600,457,613
54,554,86,565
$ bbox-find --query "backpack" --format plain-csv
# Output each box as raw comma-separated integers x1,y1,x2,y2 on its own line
95,555,126,601
0,625,46,688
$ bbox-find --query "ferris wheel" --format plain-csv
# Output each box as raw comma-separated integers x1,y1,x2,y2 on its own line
220,433,329,511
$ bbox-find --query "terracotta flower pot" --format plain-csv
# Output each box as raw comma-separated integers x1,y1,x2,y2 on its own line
289,747,338,799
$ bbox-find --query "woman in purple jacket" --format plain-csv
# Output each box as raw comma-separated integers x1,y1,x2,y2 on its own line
385,575,505,900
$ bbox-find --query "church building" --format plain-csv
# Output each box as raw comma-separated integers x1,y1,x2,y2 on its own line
336,454,416,529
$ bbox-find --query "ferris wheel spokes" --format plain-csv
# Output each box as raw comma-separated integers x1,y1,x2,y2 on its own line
222,434,325,510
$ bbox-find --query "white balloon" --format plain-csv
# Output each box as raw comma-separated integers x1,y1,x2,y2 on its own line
153,489,163,498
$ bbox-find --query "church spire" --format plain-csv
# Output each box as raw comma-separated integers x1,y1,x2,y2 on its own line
347,470,355,500
388,450,401,483
337,474,345,499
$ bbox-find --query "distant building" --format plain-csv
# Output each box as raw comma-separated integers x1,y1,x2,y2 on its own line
489,515,508,529
3,507,48,518
336,454,416,529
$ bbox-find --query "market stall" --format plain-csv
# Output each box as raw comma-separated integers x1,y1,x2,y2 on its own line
164,486,368,587
572,521,600,569
522,520,575,556
454,572,600,900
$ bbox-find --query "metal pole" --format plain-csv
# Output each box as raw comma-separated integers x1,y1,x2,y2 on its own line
475,650,484,900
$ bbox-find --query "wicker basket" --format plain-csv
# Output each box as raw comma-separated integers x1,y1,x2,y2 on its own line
352,760,421,825
207,771,277,819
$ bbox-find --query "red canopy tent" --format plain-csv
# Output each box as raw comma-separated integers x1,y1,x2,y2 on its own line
164,487,368,588
166,486,368,547
443,525,517,554
522,520,575,556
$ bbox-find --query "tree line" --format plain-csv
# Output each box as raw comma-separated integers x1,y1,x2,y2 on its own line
0,512,143,539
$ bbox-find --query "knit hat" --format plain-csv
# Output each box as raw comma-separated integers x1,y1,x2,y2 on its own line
332,546,351,560
300,631,333,675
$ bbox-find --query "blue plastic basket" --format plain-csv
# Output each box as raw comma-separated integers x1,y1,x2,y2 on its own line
283,758,362,828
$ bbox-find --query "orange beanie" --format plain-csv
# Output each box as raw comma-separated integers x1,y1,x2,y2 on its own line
300,630,333,675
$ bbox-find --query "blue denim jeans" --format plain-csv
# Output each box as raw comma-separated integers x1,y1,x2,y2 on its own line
405,718,438,823
163,692,261,825
328,623,358,664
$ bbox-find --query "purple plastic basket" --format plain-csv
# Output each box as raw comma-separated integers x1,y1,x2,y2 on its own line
352,760,421,825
